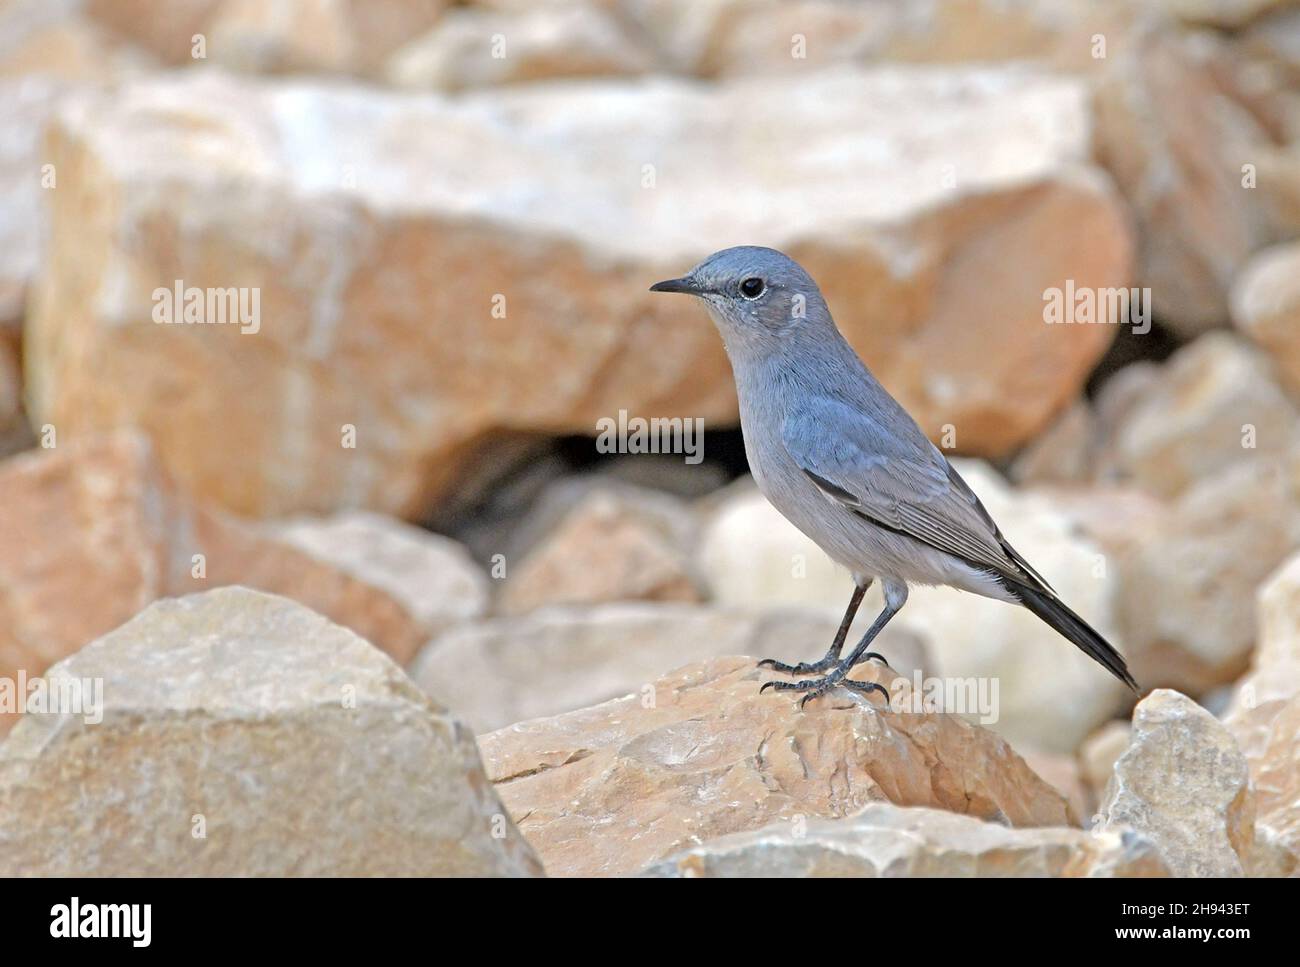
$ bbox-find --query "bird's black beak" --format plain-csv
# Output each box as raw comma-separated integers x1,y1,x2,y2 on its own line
649,276,699,295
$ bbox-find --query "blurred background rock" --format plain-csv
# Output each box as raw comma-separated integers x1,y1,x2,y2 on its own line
2,0,1299,875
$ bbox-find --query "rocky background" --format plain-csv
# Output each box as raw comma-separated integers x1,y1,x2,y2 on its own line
1,0,1298,877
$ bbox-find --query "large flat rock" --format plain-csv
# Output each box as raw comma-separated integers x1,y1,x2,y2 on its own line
478,655,1075,876
25,66,1130,516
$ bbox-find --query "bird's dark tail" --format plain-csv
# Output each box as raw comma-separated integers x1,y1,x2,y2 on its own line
1008,582,1140,693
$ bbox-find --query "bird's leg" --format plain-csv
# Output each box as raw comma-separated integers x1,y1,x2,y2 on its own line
758,581,869,675
761,581,909,708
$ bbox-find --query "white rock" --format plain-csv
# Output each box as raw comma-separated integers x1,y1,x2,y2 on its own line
1099,689,1254,877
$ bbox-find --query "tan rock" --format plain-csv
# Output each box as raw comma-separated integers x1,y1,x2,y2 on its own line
83,0,221,64
1248,694,1300,873
1232,240,1300,394
489,474,698,568
0,431,428,733
1224,550,1300,741
0,2,155,331
25,66,1130,517
1216,554,1300,873
629,0,1142,77
479,656,1074,876
1256,146,1300,240
1020,747,1090,826
1099,689,1254,877
386,4,654,91
1237,11,1300,144
633,0,891,78
0,333,22,442
498,490,700,614
1078,720,1132,813
0,587,542,875
1115,455,1300,693
1009,399,1096,487
414,603,927,733
1103,333,1299,499
1092,362,1160,477
1093,25,1273,334
642,802,1169,878
1157,0,1296,29
208,0,448,77
0,0,154,83
0,78,62,330
268,510,488,635
873,0,1143,72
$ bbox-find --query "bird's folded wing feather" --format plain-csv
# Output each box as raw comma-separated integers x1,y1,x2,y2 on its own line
782,396,1043,589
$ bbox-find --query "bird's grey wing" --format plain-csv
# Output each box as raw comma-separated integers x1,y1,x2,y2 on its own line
781,397,1043,589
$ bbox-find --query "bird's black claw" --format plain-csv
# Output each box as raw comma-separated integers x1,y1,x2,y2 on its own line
842,679,891,706
759,668,889,709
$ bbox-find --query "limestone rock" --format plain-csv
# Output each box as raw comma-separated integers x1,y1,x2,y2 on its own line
1093,25,1273,334
1103,333,1298,499
1009,399,1096,487
1224,550,1300,757
83,0,221,64
1099,690,1254,877
25,66,1130,517
1247,694,1300,873
0,587,542,875
491,475,698,569
1115,455,1300,693
0,333,22,446
697,484,852,614
208,0,448,76
631,0,892,78
0,0,150,84
1093,361,1161,452
1158,0,1296,29
0,78,62,330
497,490,701,614
414,603,927,733
478,656,1074,876
1232,240,1300,394
268,511,488,635
0,431,428,733
1078,720,1132,813
386,4,655,91
643,803,1169,878
0,2,156,330
1020,747,1090,826
629,0,1143,78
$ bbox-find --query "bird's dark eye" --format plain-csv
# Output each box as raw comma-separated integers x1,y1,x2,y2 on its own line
739,277,765,299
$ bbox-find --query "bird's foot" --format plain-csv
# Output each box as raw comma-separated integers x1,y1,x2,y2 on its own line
759,670,890,709
757,652,890,676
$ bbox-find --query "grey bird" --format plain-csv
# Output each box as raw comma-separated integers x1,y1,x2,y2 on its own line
650,245,1139,706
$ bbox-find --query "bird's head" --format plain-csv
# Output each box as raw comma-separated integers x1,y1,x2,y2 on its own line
650,246,829,355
